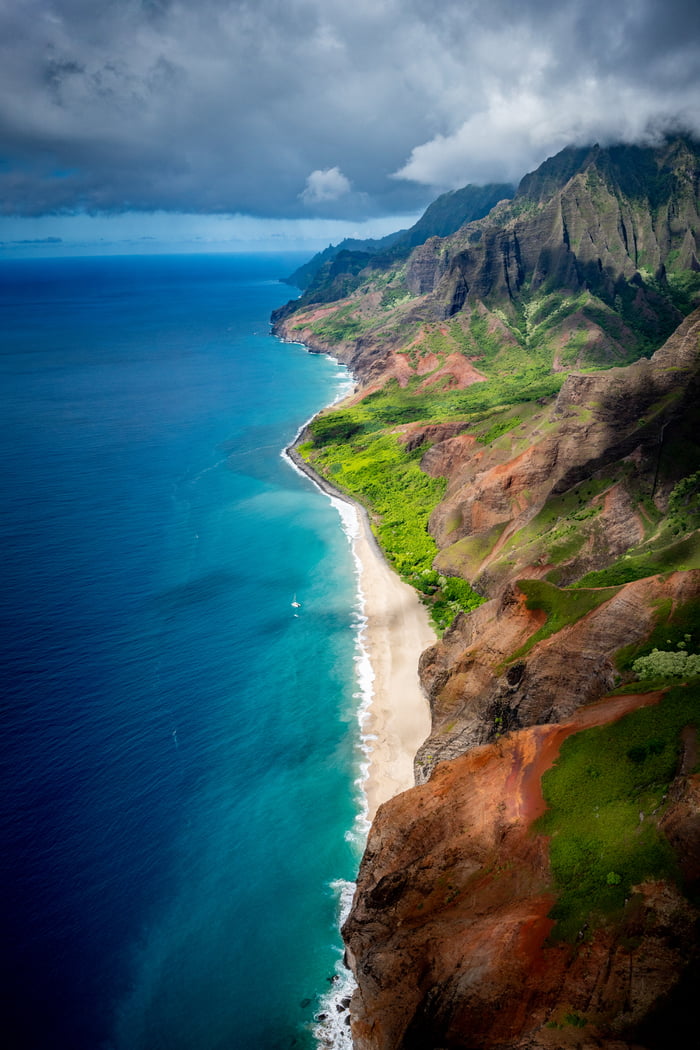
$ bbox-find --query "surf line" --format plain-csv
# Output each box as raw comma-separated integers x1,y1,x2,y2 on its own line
279,355,376,1047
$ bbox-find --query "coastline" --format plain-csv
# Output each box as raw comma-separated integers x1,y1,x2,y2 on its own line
285,441,435,821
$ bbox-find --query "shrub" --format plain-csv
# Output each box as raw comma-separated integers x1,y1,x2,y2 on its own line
632,648,700,680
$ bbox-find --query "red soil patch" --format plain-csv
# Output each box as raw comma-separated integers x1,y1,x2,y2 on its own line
420,352,487,389
416,352,440,375
302,304,343,324
518,691,665,826
388,351,414,387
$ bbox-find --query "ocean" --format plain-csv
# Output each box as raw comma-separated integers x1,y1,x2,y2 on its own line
1,254,366,1050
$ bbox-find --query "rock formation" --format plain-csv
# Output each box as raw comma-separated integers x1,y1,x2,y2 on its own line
274,136,700,1048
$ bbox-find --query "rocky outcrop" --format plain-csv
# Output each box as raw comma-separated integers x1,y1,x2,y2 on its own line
406,238,450,296
344,693,699,1050
340,314,700,1049
415,139,699,339
415,570,700,779
396,421,472,454
274,307,393,386
424,308,700,591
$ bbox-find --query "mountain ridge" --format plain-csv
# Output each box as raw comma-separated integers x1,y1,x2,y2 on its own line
275,134,700,379
281,181,514,298
274,135,700,1049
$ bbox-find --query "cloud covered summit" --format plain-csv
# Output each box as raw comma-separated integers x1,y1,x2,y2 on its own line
1,0,699,219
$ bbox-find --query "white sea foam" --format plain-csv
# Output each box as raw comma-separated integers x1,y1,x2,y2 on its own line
280,350,376,1048
304,488,371,1047
310,879,358,1050
278,344,355,458
313,486,382,1050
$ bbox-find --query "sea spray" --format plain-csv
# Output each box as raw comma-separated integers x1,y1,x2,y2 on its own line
281,354,392,1048
312,878,358,1050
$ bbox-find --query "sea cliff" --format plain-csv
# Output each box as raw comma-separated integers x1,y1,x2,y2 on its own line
274,137,700,1049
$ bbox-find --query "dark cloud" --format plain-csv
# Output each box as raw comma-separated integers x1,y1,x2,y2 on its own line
0,0,698,218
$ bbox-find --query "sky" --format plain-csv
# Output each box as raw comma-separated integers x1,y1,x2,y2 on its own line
1,0,699,253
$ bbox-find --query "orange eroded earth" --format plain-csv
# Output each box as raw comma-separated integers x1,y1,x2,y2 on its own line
345,689,672,1050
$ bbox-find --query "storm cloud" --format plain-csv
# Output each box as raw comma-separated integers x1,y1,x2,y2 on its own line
1,0,699,218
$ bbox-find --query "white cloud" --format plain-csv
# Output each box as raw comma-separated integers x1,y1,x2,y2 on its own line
300,167,352,204
0,1,698,219
393,75,700,189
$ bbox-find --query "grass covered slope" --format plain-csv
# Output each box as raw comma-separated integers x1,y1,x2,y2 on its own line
297,395,485,633
537,683,700,942
279,136,700,1050
275,136,700,387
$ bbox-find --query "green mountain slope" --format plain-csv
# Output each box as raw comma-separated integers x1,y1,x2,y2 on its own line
275,135,700,376
282,181,514,297
276,135,700,1050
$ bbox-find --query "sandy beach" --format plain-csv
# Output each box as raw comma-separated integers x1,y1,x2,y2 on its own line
285,442,436,820
352,511,436,821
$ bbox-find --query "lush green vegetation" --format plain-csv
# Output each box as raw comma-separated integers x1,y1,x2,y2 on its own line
304,415,484,630
360,367,564,424
294,302,369,343
409,569,485,632
632,645,700,680
547,1012,588,1031
380,280,413,310
536,684,700,941
310,430,445,573
666,268,700,313
510,579,620,660
476,415,523,445
575,532,700,588
668,470,700,535
615,596,700,677
299,351,572,629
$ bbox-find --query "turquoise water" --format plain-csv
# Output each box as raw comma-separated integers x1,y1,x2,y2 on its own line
1,254,363,1049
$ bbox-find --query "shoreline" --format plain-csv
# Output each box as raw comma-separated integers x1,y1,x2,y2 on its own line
285,441,436,821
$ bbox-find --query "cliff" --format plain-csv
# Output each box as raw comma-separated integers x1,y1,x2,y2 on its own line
344,684,700,1050
274,136,700,384
340,310,700,1048
275,137,700,1049
281,182,514,295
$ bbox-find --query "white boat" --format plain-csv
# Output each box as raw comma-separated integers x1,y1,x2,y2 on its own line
291,594,301,609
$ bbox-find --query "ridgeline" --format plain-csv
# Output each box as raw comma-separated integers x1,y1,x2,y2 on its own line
274,136,700,1050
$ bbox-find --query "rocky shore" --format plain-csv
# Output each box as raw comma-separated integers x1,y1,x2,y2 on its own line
274,138,700,1049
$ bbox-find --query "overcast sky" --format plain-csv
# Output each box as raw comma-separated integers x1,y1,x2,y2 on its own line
1,0,699,250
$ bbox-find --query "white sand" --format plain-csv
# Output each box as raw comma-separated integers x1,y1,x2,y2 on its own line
352,512,436,820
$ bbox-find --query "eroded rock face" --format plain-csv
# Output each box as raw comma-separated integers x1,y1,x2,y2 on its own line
415,572,700,780
344,696,700,1050
406,238,450,296
423,308,700,592
342,308,700,1045
409,141,699,348
659,767,700,887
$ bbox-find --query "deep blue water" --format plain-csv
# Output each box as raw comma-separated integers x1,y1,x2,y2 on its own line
0,254,363,1050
